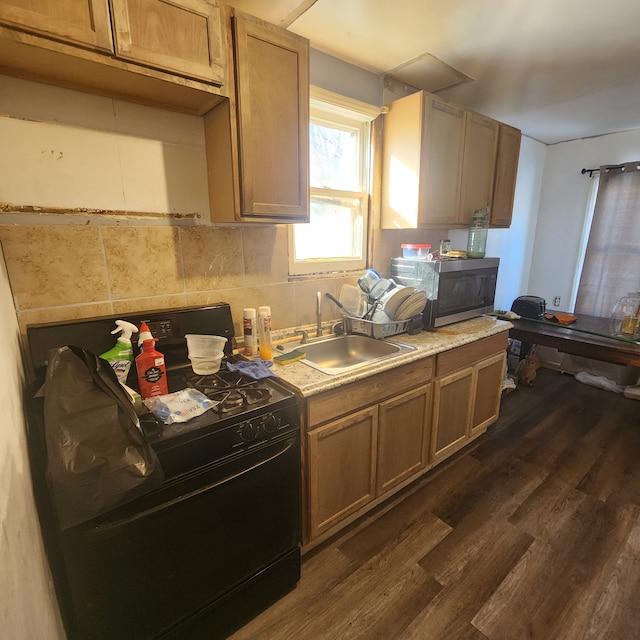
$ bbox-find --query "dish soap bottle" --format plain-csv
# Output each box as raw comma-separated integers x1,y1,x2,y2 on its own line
135,334,168,399
100,320,138,385
466,207,490,258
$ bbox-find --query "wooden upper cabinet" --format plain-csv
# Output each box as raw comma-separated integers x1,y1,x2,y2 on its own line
110,0,226,86
204,11,309,223
0,0,228,113
0,0,113,52
490,123,521,227
459,111,498,224
381,91,519,229
381,91,465,229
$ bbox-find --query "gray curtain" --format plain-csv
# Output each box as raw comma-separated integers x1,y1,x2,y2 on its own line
575,162,640,317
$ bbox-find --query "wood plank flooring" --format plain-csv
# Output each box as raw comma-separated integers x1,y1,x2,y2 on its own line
229,369,640,640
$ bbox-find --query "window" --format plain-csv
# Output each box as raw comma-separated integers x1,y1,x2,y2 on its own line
288,88,379,276
574,162,640,316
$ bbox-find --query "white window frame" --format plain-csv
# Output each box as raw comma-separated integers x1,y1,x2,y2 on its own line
288,87,380,276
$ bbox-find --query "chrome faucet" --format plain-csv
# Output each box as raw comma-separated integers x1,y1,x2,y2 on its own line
295,329,309,344
316,291,323,337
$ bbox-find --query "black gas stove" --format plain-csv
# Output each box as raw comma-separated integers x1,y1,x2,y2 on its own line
28,303,299,477
25,303,302,640
143,359,298,477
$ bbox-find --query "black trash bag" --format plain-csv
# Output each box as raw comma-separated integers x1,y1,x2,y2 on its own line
42,345,164,529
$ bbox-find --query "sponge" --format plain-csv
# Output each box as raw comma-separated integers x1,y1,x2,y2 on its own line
273,348,306,365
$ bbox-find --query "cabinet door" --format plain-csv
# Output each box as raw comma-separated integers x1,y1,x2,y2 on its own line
307,407,378,538
490,123,521,227
110,0,226,86
234,13,309,220
377,385,431,495
470,352,505,436
380,92,465,229
431,367,474,462
420,97,466,226
459,111,498,224
380,90,423,229
0,0,113,52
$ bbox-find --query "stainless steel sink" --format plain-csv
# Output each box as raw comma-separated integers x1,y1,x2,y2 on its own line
295,334,415,375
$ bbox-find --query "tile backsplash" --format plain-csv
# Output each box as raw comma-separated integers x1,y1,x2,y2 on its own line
0,222,353,342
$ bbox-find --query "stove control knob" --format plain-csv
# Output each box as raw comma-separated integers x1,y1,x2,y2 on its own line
263,413,281,433
238,421,259,442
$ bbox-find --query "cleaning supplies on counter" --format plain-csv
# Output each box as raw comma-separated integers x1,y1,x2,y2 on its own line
243,308,258,357
99,320,138,384
137,321,153,347
258,306,273,361
135,329,168,399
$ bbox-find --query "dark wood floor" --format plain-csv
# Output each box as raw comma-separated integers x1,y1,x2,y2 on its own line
229,369,640,640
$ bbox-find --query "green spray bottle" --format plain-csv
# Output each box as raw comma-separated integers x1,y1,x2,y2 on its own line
100,320,139,384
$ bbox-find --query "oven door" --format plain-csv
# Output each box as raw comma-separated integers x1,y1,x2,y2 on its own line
55,431,301,640
428,266,498,327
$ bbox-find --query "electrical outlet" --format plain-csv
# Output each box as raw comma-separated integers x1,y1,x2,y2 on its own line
553,296,561,306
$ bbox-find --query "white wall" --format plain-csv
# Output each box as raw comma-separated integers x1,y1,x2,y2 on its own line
529,128,640,311
0,246,65,638
0,75,209,219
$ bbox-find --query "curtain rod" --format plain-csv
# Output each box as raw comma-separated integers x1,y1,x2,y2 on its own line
581,163,626,177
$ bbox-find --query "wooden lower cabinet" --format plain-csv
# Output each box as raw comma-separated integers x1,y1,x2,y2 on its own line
377,385,431,494
303,334,507,546
471,351,506,436
432,367,475,462
304,358,433,543
432,335,507,462
307,406,378,537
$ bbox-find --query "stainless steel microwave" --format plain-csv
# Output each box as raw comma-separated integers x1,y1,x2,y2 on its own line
391,257,499,328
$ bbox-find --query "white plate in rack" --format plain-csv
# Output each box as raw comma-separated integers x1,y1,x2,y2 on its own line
380,286,415,320
395,290,427,320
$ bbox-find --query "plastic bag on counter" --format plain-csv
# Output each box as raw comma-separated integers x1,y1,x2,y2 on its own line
144,388,216,425
42,346,164,529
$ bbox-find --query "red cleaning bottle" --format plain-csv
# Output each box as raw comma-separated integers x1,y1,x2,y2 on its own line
136,338,168,399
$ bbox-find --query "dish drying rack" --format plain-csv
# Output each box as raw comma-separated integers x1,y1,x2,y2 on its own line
342,314,424,339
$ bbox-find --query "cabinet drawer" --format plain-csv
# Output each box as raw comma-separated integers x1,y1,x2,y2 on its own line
436,332,508,377
307,356,434,428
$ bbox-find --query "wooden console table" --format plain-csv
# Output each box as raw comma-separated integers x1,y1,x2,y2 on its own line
508,314,640,367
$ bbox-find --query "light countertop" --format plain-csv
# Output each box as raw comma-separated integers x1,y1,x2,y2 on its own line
271,316,512,397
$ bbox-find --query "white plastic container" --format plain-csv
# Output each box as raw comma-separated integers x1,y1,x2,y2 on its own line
189,354,224,375
185,334,227,374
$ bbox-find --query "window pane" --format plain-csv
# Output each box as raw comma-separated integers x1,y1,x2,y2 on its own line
294,193,364,261
310,122,359,191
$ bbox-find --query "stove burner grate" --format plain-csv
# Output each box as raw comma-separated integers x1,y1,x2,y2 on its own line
187,371,271,414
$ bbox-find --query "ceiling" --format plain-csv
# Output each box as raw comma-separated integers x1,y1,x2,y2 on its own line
225,0,640,145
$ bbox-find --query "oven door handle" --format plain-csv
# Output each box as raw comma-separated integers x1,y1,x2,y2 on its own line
79,437,299,531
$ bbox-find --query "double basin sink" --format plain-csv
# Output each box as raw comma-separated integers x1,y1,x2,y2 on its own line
286,334,415,375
